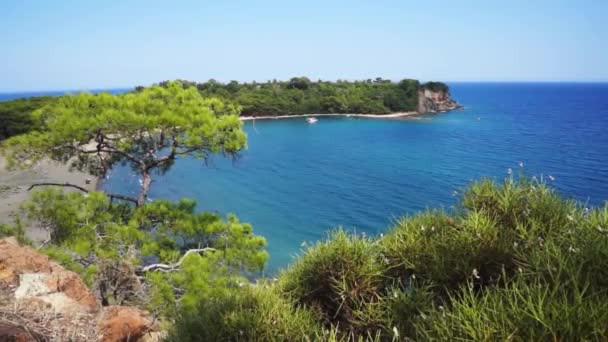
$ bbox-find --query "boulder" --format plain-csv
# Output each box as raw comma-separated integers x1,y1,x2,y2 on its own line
98,305,153,342
0,238,97,313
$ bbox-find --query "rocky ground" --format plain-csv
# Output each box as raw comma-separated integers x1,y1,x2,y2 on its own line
0,237,162,341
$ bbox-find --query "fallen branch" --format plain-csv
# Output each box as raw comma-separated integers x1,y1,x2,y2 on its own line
139,248,217,273
27,182,138,205
28,182,89,193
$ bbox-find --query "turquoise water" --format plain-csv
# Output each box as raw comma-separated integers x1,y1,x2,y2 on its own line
91,83,607,273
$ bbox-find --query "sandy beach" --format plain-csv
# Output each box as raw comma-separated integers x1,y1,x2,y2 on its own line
0,157,97,227
240,111,421,121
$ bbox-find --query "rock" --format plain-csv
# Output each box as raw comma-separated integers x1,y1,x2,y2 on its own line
417,89,461,114
98,305,153,342
0,238,97,313
0,238,52,285
0,238,158,341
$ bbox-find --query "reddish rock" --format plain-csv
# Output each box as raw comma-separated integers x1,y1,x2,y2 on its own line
98,305,153,342
45,265,98,312
0,238,52,285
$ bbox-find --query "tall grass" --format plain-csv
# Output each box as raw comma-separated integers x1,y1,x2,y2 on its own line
170,175,608,341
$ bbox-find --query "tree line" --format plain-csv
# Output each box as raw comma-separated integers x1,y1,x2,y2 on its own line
0,78,451,141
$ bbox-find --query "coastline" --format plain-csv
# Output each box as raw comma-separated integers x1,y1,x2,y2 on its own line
240,111,421,121
239,106,463,121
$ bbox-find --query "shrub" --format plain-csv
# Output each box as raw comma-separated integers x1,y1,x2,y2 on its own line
166,284,320,342
278,230,387,337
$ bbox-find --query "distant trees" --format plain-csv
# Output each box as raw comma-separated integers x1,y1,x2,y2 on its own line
161,77,430,117
421,81,450,93
0,96,56,140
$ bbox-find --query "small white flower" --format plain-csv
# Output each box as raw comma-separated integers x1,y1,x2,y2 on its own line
393,292,398,298
300,241,307,247
518,161,524,168
568,246,579,253
507,168,512,175
411,274,416,280
513,241,519,248
420,225,425,231
518,267,523,273
567,215,574,221
431,226,435,232
393,327,400,338
452,191,459,197
548,175,555,181
472,269,480,279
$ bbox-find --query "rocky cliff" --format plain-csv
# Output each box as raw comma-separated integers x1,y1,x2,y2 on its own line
417,88,462,114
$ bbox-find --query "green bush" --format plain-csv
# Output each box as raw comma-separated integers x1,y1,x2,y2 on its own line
278,230,388,337
166,284,320,342
271,176,608,341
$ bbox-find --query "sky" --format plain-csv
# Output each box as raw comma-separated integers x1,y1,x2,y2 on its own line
1,0,607,91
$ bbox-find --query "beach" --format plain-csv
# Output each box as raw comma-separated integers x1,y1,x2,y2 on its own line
240,111,421,121
0,157,97,228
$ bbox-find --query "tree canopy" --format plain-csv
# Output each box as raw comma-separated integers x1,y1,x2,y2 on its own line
2,82,247,205
0,96,56,141
155,78,424,117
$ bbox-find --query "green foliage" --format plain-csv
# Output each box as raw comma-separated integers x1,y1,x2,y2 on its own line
270,175,608,341
18,188,268,317
166,78,422,116
421,81,449,94
0,96,55,140
415,276,608,340
2,82,247,205
278,230,387,337
166,284,320,342
0,220,27,243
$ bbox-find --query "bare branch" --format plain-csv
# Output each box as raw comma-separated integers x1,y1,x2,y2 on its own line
28,182,89,193
139,248,216,273
27,182,139,205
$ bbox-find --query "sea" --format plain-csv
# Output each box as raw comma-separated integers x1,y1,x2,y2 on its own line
4,83,608,274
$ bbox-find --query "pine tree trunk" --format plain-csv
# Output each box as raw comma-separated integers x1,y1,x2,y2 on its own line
137,170,152,207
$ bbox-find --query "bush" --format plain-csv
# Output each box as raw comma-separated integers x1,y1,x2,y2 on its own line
272,176,608,340
278,230,388,337
166,284,320,342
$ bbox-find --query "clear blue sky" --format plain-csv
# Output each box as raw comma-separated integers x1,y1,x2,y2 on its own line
1,0,606,91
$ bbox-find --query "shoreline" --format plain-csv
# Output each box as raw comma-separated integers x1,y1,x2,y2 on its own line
0,157,97,240
240,111,421,121
239,106,463,121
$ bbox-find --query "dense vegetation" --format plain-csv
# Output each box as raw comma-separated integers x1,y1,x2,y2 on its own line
156,77,426,117
6,82,602,341
0,78,451,141
3,171,606,341
3,82,245,206
167,174,608,341
0,96,55,140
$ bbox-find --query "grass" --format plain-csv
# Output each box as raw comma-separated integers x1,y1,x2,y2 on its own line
165,174,608,340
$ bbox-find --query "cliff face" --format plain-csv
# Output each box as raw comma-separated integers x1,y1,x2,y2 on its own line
417,88,461,114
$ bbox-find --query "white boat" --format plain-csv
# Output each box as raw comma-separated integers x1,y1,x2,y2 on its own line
306,117,318,124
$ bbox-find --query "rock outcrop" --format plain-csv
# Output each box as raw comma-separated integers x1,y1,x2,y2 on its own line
417,88,461,114
0,238,156,341
98,306,154,342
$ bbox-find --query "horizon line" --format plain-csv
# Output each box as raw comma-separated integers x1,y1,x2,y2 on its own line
2,80,608,94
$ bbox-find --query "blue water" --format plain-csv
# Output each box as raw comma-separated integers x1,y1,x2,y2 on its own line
12,83,608,274
0,88,131,101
